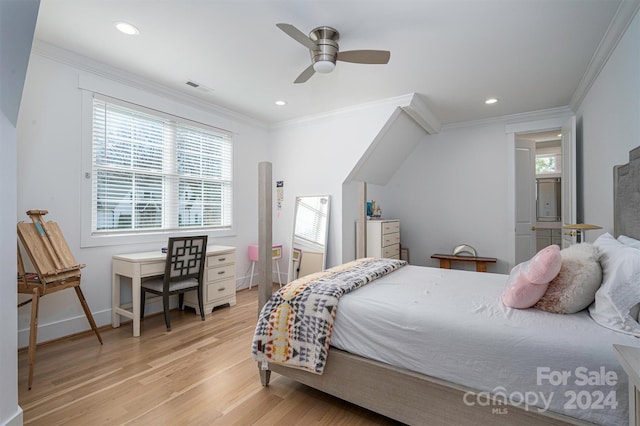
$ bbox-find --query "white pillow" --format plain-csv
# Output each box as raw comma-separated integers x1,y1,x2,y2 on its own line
535,243,601,314
589,233,640,336
616,234,640,321
618,235,640,250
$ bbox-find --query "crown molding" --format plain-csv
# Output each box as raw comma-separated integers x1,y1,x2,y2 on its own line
442,106,574,132
570,0,640,111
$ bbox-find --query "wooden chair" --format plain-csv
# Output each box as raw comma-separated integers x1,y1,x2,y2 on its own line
140,236,208,331
17,210,103,390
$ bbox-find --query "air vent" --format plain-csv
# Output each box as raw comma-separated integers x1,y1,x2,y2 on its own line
185,80,213,93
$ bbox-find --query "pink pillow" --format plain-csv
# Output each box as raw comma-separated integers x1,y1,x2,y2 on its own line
502,245,562,309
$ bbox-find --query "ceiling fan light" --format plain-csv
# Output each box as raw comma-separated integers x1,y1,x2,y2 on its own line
313,60,335,74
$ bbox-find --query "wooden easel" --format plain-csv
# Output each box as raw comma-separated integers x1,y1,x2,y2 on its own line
17,210,103,389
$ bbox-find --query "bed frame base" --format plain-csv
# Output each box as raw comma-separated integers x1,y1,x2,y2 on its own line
264,348,591,426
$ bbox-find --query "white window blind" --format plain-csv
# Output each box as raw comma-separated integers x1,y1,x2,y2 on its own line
91,96,233,235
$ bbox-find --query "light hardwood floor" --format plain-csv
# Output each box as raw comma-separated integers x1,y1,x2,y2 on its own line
18,287,400,425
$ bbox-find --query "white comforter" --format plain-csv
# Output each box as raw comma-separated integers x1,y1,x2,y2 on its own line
330,265,639,425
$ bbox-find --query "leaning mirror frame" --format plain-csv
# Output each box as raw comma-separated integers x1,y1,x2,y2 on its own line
289,195,330,282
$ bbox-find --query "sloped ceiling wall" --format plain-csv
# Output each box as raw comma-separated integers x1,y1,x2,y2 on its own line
341,93,441,262
345,93,440,185
0,0,39,126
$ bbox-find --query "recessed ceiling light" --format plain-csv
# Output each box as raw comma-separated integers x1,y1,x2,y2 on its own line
275,100,287,106
114,22,140,35
485,98,499,105
557,133,562,137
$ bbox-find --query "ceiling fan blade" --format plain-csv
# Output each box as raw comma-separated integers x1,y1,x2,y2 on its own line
337,50,390,64
276,23,317,51
294,64,315,84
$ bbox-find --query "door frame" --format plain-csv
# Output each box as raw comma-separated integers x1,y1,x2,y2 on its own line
505,111,574,269
514,137,537,264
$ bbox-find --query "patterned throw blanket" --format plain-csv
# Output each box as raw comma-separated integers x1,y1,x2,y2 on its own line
251,257,406,374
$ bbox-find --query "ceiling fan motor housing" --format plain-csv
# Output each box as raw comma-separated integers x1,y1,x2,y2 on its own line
309,26,339,65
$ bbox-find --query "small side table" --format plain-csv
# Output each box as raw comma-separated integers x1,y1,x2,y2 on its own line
613,344,640,426
248,244,283,288
431,254,497,272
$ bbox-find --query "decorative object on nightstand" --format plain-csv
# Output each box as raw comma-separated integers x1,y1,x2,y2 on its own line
248,243,283,288
563,223,602,243
452,244,477,257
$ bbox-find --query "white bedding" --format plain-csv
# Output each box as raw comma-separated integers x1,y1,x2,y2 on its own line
330,265,640,425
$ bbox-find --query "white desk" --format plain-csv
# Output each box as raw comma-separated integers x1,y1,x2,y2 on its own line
112,245,236,337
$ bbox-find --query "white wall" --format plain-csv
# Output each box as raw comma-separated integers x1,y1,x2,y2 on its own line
1,0,39,423
16,51,269,346
383,121,512,273
578,10,640,235
0,111,22,425
268,98,408,279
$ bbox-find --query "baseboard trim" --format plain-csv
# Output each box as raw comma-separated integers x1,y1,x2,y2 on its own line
17,309,111,349
4,406,23,426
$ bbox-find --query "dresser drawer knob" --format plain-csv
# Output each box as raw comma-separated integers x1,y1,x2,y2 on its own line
218,287,225,291
218,271,225,275
218,257,226,262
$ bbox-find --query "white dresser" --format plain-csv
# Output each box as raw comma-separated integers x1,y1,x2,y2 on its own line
366,220,400,259
184,246,236,314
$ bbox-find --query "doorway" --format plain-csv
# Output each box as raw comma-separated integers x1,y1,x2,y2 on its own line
515,131,562,264
512,116,576,265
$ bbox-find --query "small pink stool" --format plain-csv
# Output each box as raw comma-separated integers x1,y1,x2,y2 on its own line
248,244,283,288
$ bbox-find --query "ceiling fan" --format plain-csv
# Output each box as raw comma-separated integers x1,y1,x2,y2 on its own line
276,23,391,84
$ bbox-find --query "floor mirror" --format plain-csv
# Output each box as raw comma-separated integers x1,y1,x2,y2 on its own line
289,195,330,281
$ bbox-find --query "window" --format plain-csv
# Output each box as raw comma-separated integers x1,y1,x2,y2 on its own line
535,153,561,174
91,96,233,235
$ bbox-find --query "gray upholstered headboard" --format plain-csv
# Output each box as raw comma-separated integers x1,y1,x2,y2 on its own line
614,146,640,239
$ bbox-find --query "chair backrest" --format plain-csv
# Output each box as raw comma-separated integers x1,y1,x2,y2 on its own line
164,236,208,285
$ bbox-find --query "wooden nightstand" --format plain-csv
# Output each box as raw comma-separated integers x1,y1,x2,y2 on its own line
431,254,497,272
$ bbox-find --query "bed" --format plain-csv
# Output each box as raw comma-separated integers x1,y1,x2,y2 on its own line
253,146,640,426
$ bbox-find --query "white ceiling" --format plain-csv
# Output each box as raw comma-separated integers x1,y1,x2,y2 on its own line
33,0,633,126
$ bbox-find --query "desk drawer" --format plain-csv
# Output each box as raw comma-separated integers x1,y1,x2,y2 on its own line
206,277,235,302
140,262,165,276
207,264,235,282
208,251,235,267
